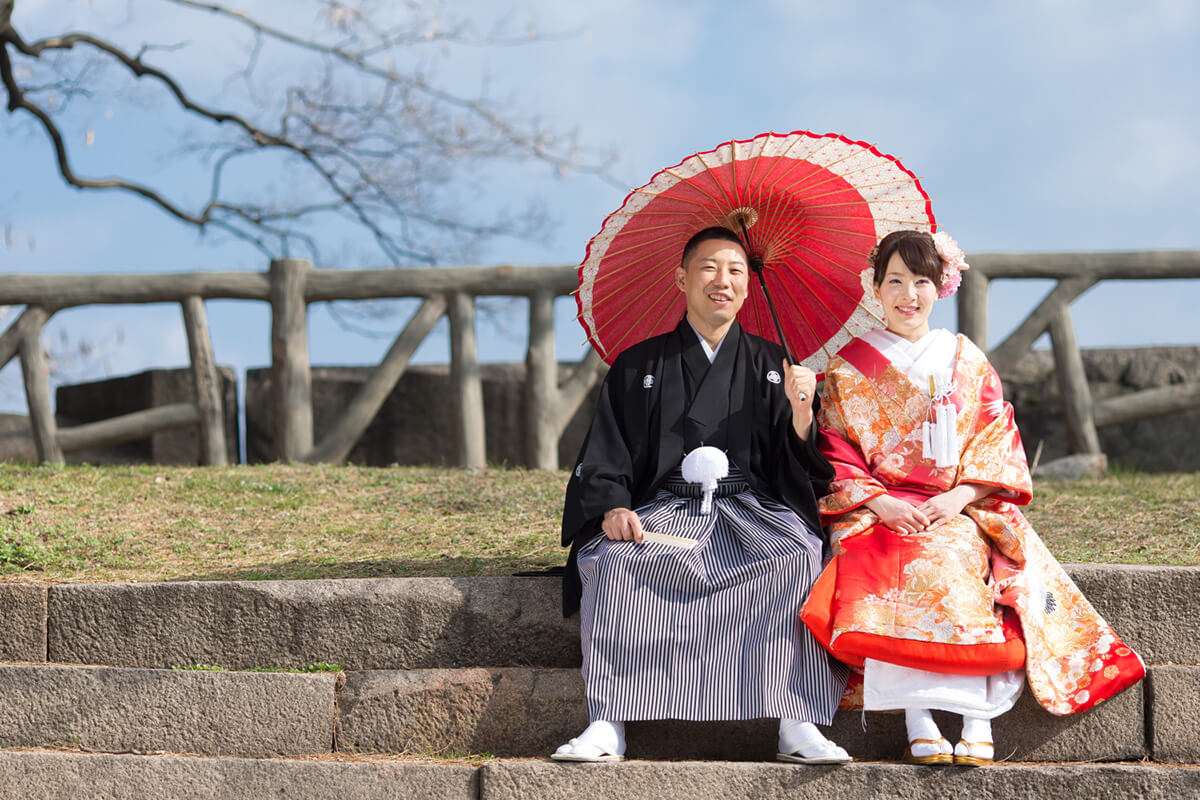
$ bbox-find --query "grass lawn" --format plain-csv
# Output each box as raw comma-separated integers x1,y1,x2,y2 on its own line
0,463,1196,583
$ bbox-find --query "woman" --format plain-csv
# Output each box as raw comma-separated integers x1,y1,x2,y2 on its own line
800,229,1144,766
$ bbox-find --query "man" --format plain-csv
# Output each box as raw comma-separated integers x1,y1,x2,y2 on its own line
554,226,850,763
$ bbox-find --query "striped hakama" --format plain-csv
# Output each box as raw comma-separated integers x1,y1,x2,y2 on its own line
577,466,849,723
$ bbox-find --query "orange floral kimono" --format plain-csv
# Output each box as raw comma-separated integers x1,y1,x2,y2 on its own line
801,331,1144,716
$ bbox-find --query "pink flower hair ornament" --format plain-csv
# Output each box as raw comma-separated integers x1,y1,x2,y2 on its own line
931,231,969,299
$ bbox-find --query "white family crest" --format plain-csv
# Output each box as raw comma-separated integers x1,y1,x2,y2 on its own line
575,464,582,477
766,370,782,385
643,374,655,389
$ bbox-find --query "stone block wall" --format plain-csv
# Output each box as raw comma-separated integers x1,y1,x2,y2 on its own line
1000,345,1200,471
55,367,240,465
243,364,596,467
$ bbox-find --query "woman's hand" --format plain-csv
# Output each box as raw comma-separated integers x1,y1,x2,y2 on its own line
602,507,644,543
916,484,996,529
783,359,817,440
865,494,930,535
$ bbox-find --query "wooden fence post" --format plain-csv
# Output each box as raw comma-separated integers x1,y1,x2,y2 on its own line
1048,304,1102,455
270,258,313,462
525,290,559,469
1093,381,1200,428
448,292,485,469
987,276,1097,374
304,295,448,464
182,296,229,466
957,267,989,350
16,307,63,464
56,404,200,454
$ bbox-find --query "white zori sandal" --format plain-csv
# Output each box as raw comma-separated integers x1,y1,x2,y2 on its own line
552,720,626,763
775,719,852,765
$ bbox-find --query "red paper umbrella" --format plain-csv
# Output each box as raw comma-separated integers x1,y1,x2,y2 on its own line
577,130,936,373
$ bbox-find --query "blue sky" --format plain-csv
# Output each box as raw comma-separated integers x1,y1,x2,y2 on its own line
1,0,1198,415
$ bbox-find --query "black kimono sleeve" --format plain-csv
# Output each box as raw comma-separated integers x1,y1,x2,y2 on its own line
561,355,654,617
561,366,636,550
770,394,835,541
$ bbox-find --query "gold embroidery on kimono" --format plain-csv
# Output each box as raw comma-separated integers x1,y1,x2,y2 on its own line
802,333,1144,716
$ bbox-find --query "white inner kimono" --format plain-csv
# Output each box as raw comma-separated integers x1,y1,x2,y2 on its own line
857,328,1024,718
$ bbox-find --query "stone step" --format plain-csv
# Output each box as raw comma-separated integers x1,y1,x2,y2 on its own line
0,751,475,800
18,565,1200,671
6,662,1190,764
0,665,334,758
1,751,1198,800
335,666,1158,763
42,577,577,670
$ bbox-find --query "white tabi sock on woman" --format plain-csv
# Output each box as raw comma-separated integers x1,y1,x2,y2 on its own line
905,708,950,758
956,715,994,761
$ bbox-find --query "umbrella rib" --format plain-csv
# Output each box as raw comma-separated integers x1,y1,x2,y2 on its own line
791,160,926,201
745,177,931,209
582,224,704,263
586,214,733,242
659,165,735,215
581,279,665,336
772,241,886,334
600,280,683,358
766,146,917,203
697,149,747,227
765,225,879,273
722,143,753,217
754,134,920,206
767,272,827,364
744,135,865,197
741,136,766,244
580,268,672,330
634,186,725,209
580,230,692,273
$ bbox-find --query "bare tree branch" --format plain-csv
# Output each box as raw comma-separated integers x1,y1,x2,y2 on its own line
0,0,619,267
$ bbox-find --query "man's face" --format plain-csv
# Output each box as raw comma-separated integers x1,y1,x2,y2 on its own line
674,237,750,332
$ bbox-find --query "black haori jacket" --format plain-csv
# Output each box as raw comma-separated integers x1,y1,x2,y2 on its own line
561,317,835,616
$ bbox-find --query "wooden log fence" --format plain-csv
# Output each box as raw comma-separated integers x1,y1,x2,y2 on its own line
0,262,598,469
2,250,1196,468
957,250,1200,457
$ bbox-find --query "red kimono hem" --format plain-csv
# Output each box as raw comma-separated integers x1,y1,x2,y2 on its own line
801,556,1026,676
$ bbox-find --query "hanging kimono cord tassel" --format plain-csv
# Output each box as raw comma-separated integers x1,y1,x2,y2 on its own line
921,374,960,468
738,221,804,402
682,446,729,515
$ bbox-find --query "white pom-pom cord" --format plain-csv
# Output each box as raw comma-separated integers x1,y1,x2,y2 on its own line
681,446,729,514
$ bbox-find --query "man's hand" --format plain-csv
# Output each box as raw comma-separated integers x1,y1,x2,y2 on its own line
865,494,930,535
602,507,644,543
783,359,816,440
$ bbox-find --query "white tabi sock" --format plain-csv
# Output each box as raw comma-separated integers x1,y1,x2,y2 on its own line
957,715,993,759
778,718,849,761
905,708,949,757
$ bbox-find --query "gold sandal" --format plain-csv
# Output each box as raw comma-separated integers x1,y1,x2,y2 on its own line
953,740,994,767
903,738,952,765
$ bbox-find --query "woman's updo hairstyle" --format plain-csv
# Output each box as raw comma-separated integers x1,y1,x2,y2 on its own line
869,230,943,291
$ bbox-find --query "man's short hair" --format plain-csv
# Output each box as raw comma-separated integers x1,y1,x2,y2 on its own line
680,226,745,269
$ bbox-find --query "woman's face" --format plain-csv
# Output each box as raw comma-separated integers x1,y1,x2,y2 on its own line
873,252,937,342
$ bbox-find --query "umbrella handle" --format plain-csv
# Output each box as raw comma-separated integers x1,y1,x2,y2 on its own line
747,253,798,368
738,221,797,367
752,264,808,402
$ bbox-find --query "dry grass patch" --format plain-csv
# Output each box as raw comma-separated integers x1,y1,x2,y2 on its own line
0,463,566,582
1025,470,1200,564
0,463,1196,583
